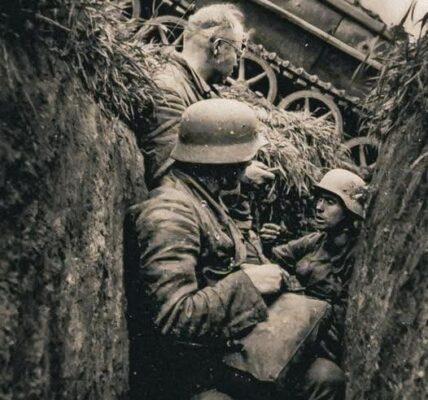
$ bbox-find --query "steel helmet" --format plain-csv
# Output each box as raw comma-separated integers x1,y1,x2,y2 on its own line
315,169,367,219
171,99,267,164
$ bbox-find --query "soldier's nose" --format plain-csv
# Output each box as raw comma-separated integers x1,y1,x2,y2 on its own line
316,199,324,212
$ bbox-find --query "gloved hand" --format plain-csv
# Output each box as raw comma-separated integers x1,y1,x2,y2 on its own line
241,160,275,186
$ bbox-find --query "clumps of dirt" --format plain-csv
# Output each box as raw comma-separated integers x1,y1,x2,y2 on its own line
344,32,428,400
0,35,147,400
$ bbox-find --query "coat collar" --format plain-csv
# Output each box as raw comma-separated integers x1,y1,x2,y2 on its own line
170,51,219,98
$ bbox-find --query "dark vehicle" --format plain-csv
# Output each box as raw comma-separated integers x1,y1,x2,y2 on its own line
133,0,389,168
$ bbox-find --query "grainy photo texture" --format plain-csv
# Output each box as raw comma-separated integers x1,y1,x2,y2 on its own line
1,1,427,399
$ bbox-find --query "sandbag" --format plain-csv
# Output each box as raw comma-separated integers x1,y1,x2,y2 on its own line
223,293,330,387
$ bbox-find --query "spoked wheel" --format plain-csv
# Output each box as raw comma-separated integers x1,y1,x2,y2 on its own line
227,51,278,103
278,90,343,136
343,136,379,169
135,15,186,51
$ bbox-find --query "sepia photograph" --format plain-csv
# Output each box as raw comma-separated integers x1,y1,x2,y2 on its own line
1,0,427,399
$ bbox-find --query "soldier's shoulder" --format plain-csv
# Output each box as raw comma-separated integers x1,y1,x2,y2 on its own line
131,181,195,217
153,58,188,90
288,231,323,249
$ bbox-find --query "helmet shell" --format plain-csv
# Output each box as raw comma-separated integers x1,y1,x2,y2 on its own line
171,99,266,164
315,169,366,218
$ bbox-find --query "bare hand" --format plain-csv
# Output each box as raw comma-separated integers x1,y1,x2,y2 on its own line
260,223,283,243
242,161,275,186
242,263,284,296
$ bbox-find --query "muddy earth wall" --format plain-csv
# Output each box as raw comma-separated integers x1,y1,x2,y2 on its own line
344,112,427,398
0,41,147,400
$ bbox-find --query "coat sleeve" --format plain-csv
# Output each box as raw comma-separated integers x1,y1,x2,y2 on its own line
152,70,189,122
271,232,322,270
143,69,191,180
133,189,268,342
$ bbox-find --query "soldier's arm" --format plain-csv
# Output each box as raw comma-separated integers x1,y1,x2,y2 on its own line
133,190,268,342
152,70,190,123
271,232,322,270
141,71,194,179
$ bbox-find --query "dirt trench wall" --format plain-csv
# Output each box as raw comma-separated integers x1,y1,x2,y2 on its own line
0,41,147,400
344,114,428,398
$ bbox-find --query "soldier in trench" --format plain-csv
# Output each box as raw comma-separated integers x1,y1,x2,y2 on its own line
261,169,368,398
139,3,274,190
137,3,274,267
129,99,348,400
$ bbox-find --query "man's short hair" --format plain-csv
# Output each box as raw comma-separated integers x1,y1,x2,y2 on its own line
185,3,245,41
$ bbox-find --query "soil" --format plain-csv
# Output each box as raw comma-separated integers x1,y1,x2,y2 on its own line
344,112,428,399
0,40,147,400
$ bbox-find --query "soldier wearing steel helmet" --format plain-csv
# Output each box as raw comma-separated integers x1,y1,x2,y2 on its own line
130,99,284,399
261,168,368,399
129,100,353,400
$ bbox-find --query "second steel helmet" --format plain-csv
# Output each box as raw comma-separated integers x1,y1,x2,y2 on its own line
315,169,367,219
171,99,267,164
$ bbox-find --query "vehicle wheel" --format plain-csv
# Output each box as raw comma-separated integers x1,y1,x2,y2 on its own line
227,51,278,103
135,15,186,51
343,136,379,169
278,90,343,136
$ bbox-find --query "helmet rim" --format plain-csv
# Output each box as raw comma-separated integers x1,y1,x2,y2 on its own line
171,136,266,164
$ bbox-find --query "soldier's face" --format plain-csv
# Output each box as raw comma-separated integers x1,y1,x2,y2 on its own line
315,193,346,231
210,27,244,83
219,162,249,191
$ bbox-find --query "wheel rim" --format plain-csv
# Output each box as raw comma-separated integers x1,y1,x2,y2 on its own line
278,90,343,136
136,16,186,51
343,136,379,168
227,51,278,103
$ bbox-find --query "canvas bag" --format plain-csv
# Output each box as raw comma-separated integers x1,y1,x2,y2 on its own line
223,292,331,388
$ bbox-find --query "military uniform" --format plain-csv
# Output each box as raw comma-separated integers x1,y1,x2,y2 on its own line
130,171,347,400
130,100,348,399
272,232,354,302
131,168,268,398
272,232,355,362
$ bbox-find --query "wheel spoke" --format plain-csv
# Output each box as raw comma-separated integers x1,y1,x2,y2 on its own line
315,111,333,122
238,58,246,81
304,97,311,117
173,32,184,45
359,145,367,167
246,71,267,86
158,26,169,44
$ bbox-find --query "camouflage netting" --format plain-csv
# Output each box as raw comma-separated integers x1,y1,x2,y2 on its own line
345,32,428,399
218,84,345,235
